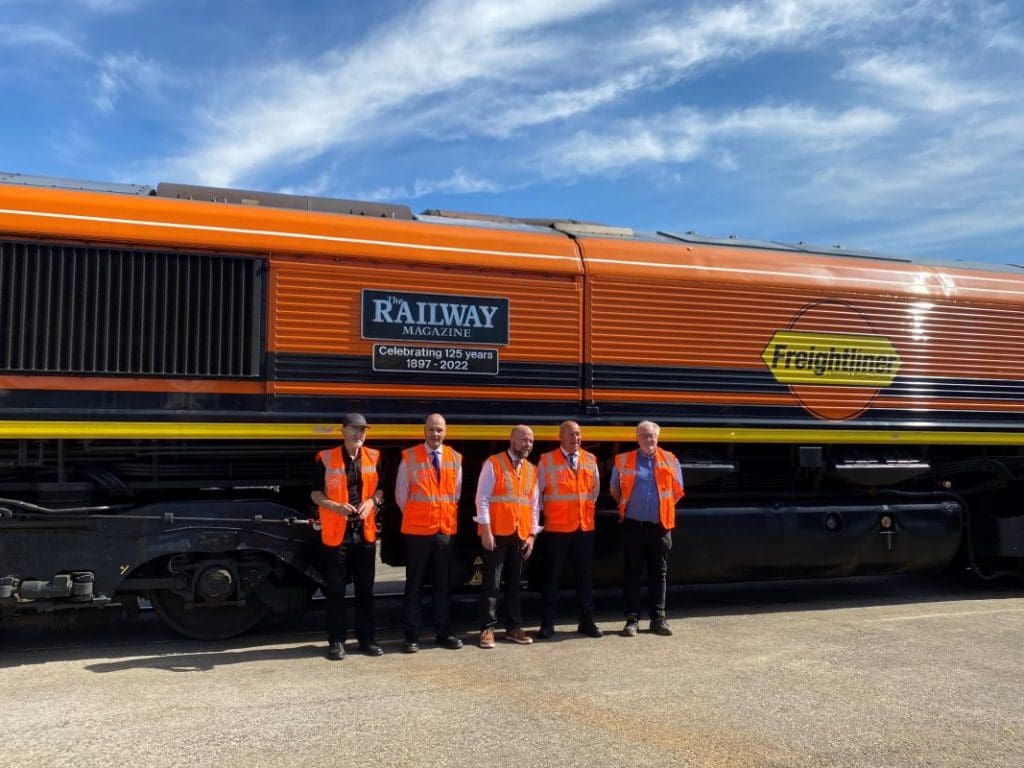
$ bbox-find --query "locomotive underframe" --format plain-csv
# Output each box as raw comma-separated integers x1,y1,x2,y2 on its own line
1,436,1022,638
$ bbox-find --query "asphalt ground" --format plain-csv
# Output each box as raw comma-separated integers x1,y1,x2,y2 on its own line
1,573,1022,768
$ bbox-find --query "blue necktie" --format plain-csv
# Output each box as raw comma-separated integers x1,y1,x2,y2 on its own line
431,450,441,480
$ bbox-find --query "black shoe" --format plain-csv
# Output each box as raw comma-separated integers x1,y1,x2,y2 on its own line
536,626,555,640
403,641,419,654
327,641,345,660
577,620,603,638
359,642,384,656
435,634,463,650
649,617,673,636
621,619,639,637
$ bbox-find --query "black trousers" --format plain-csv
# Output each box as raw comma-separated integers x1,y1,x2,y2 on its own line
323,540,376,645
479,534,525,631
402,532,453,642
621,519,672,620
540,529,595,630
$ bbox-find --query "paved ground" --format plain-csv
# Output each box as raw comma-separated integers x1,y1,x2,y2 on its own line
2,574,1022,768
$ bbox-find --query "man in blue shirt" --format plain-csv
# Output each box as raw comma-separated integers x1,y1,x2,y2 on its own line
610,420,684,637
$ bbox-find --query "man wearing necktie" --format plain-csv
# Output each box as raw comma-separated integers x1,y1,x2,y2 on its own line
536,420,602,639
474,424,541,648
395,413,463,652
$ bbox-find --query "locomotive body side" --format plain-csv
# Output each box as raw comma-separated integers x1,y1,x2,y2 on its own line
584,234,1024,433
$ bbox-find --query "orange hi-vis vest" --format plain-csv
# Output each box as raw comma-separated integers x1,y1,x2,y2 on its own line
400,444,462,535
316,445,380,546
483,451,537,540
614,447,684,529
539,449,598,533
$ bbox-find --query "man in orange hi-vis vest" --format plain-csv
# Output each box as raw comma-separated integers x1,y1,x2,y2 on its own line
610,420,684,638
395,413,463,653
536,420,602,640
474,424,541,649
311,413,385,661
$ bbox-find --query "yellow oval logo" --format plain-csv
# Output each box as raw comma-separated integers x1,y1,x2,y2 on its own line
761,330,901,387
762,300,903,421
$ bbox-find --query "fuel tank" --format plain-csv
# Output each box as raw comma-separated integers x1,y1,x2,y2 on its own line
583,500,962,584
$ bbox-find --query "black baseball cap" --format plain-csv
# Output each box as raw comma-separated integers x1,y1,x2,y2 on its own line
342,412,369,429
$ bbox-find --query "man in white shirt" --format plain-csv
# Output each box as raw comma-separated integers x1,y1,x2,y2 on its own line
474,424,541,648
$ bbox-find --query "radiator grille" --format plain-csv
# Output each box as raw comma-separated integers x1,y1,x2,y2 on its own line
0,240,263,377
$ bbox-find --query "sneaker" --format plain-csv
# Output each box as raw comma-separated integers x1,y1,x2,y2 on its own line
403,641,419,654
621,619,639,637
436,634,463,650
478,627,496,649
327,640,345,660
536,626,555,640
577,620,604,638
505,628,534,645
650,617,673,636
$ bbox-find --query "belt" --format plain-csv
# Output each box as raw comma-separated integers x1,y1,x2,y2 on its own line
622,518,661,528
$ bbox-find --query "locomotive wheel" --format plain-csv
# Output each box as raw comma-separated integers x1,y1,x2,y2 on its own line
148,589,271,640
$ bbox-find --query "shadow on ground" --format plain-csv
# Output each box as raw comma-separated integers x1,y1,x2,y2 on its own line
2,573,1020,670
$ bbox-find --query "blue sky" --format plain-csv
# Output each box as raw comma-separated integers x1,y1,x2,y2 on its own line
1,0,1022,262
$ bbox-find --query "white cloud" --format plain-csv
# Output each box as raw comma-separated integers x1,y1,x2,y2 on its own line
841,53,1003,112
366,168,501,201
93,52,166,113
805,108,1024,221
987,30,1024,55
471,70,659,139
549,104,897,173
862,193,1024,257
0,23,84,57
277,171,335,198
635,0,894,66
162,0,619,186
162,0,908,187
73,0,145,11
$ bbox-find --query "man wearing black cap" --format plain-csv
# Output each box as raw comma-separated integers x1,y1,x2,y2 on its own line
311,413,385,660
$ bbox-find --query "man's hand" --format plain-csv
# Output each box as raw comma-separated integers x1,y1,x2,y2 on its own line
522,534,535,560
356,499,375,519
313,492,350,514
480,525,496,551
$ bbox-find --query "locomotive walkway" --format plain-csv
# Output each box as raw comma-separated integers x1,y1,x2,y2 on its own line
2,575,1022,768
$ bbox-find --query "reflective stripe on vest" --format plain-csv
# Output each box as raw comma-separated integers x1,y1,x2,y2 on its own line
614,447,683,529
316,445,380,546
485,452,536,540
400,444,462,535
539,449,598,533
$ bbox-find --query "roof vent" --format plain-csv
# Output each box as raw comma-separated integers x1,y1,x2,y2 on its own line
155,182,413,219
0,171,151,196
550,221,634,238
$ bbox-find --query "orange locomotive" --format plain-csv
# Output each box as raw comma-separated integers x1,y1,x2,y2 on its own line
0,172,1021,638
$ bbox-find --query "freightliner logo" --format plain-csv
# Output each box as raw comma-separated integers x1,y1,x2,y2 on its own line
761,331,901,387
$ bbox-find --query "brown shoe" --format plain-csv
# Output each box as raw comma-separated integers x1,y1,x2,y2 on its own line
478,627,496,649
505,628,534,645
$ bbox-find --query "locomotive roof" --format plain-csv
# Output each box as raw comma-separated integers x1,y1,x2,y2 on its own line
417,207,1021,276
1,171,1018,276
